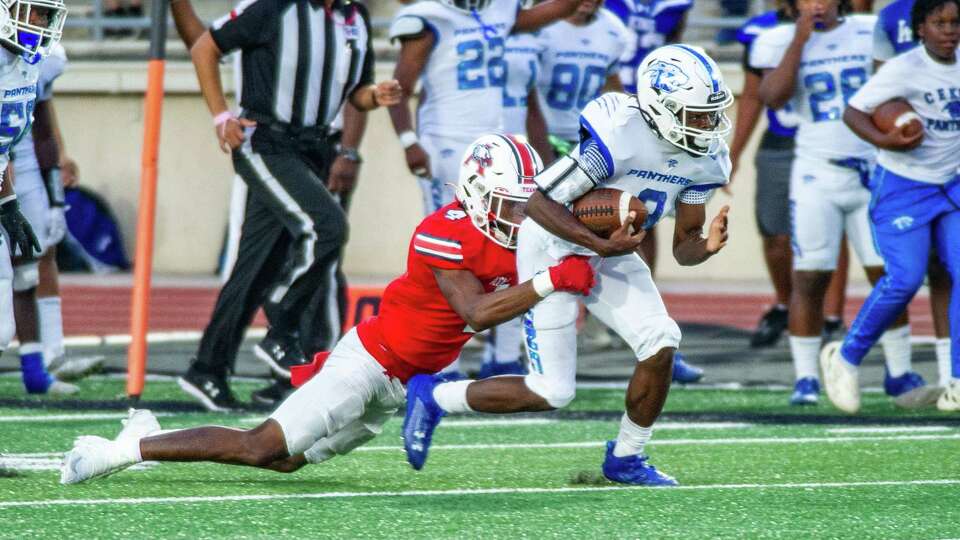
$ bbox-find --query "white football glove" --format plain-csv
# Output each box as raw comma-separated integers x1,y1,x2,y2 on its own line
47,206,67,245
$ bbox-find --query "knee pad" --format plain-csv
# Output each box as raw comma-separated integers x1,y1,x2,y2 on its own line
634,316,682,361
12,262,39,292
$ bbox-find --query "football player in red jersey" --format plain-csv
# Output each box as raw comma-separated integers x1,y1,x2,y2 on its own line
59,134,602,484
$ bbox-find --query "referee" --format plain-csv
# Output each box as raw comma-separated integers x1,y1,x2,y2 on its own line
179,0,401,411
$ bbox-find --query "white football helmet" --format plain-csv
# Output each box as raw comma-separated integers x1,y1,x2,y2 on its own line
635,44,733,157
456,134,542,249
440,0,494,14
0,0,67,65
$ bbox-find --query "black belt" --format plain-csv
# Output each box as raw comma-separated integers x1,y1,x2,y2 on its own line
243,111,337,142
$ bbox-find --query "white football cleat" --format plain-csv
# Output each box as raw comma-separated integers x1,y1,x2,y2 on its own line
48,355,105,382
937,381,960,412
116,409,161,441
60,436,137,485
47,379,79,395
820,341,861,414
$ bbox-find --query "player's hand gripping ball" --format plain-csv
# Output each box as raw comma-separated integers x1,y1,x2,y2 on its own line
572,188,648,238
872,99,924,150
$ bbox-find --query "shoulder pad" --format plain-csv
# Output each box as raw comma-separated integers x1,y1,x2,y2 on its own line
390,15,428,41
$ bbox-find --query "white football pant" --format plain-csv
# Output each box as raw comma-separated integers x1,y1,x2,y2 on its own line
516,220,681,408
416,134,472,215
0,233,14,348
789,156,883,271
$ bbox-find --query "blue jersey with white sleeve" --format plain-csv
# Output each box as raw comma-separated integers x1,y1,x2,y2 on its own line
738,10,798,139
604,0,692,94
874,0,916,62
573,93,730,230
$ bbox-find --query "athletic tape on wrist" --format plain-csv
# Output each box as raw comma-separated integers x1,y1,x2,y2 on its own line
213,111,234,126
399,130,419,149
532,271,555,298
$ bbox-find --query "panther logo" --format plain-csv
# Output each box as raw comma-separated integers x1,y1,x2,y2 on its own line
943,101,960,120
892,215,914,231
644,60,690,94
464,143,494,176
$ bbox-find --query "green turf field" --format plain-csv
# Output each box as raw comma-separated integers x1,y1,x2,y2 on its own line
1,377,959,539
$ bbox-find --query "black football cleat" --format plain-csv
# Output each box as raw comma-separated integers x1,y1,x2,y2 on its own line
177,365,243,412
250,379,295,409
254,332,308,379
750,306,789,348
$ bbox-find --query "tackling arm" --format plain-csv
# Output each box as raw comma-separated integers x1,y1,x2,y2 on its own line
672,202,729,266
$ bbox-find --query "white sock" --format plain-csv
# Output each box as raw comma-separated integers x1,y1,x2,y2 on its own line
789,335,821,380
37,296,65,360
936,338,952,387
613,413,652,458
117,437,143,464
438,357,461,376
432,380,474,414
880,325,912,378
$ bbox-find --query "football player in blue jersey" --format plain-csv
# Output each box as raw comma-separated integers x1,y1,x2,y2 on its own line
873,0,955,389
821,0,960,413
729,1,852,354
0,0,71,395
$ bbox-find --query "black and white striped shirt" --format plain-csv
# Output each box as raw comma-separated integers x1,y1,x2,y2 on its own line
211,0,374,129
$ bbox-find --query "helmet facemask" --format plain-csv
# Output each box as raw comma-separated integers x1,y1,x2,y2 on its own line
660,93,733,156
0,0,67,65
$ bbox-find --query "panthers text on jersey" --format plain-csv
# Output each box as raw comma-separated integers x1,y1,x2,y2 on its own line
501,31,544,136
604,0,692,93
355,201,519,382
750,15,877,162
0,48,40,189
389,0,520,139
873,0,916,62
536,9,632,142
848,46,960,184
13,43,66,182
737,10,799,138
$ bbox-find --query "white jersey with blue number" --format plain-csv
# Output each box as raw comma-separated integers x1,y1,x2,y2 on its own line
501,32,543,136
575,93,729,229
391,0,519,139
0,49,40,190
751,16,876,162
13,43,67,182
536,10,632,142
848,46,960,184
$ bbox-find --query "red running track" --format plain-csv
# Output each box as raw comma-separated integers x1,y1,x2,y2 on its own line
60,285,937,337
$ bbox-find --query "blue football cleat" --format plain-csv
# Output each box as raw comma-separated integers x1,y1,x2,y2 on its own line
884,370,927,397
671,352,704,384
601,441,678,486
478,360,527,379
790,377,820,405
884,369,942,409
402,374,447,470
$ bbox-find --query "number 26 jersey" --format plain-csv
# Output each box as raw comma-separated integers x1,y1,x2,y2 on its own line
750,16,876,162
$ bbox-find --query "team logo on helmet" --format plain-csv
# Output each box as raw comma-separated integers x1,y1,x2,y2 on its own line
644,60,690,94
943,101,960,120
464,143,495,175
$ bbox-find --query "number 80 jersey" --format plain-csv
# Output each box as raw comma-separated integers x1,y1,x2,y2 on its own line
390,0,520,140
750,16,876,162
0,50,40,189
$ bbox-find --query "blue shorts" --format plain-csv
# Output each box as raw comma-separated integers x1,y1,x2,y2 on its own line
869,166,960,236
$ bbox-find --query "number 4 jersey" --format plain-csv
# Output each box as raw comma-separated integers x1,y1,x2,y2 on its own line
390,0,519,140
0,48,40,189
750,15,876,162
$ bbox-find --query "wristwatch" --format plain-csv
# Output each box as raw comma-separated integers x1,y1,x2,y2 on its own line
338,147,362,164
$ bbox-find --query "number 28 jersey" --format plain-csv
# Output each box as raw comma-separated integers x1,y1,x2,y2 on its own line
750,16,876,162
390,0,519,140
0,49,40,189
356,202,518,382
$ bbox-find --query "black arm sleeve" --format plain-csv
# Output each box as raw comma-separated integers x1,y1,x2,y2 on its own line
210,0,281,54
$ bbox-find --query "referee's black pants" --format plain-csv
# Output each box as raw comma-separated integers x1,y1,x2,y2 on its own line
193,132,346,377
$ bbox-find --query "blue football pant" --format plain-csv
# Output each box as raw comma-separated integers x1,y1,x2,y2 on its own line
842,209,960,376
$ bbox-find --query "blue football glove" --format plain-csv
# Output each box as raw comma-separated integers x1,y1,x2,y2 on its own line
0,196,42,258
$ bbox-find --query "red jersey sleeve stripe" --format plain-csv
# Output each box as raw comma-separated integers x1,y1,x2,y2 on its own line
414,233,462,250
414,245,465,261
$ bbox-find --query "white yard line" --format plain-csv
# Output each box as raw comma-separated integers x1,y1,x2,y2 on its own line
0,479,956,509
0,413,173,423
826,426,953,434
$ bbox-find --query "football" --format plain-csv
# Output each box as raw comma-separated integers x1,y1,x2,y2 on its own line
872,99,924,140
571,188,647,238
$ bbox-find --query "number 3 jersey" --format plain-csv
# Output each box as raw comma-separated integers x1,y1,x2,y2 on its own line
750,15,876,162
390,0,519,140
536,9,633,142
0,49,40,190
355,201,518,381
